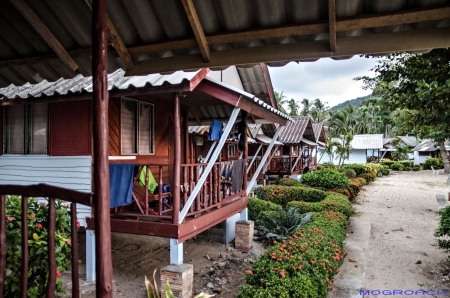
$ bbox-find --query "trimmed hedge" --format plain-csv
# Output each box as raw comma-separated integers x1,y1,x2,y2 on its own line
301,169,349,190
238,211,348,298
278,178,303,187
342,164,373,176
254,185,328,206
380,158,395,167
390,162,404,171
248,198,282,221
399,160,413,168
287,193,353,217
337,168,357,179
358,172,376,183
423,158,444,170
330,188,351,200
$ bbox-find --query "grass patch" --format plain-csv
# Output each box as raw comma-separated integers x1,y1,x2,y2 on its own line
392,228,404,232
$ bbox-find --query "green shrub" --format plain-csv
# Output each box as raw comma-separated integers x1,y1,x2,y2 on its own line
358,172,376,183
399,160,413,168
238,211,348,298
5,196,74,297
256,208,312,241
330,188,351,200
413,165,420,171
390,162,404,171
248,198,282,221
435,206,450,260
317,164,336,170
423,158,444,170
404,166,412,171
254,185,327,207
337,168,357,179
366,163,384,176
301,169,349,190
348,178,365,200
342,164,373,176
380,158,395,167
278,178,302,187
288,193,353,217
356,177,367,185
380,165,390,176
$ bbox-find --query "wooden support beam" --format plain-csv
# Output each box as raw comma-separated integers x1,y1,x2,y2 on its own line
259,64,277,109
189,107,202,125
9,0,78,71
92,0,113,296
328,0,337,52
181,0,211,62
126,27,450,75
0,4,449,70
86,0,134,70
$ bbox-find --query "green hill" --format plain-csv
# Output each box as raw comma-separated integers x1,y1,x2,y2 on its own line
330,94,373,110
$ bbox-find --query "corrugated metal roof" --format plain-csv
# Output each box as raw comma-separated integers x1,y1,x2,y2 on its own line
188,125,208,134
301,138,318,146
351,134,384,149
383,137,396,145
247,124,262,138
256,134,283,145
0,68,201,99
312,122,326,143
398,136,418,147
0,0,449,87
412,139,438,151
203,77,292,121
277,116,315,144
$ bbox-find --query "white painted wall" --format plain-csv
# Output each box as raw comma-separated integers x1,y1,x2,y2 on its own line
0,155,92,226
347,150,367,164
413,152,430,165
207,66,244,91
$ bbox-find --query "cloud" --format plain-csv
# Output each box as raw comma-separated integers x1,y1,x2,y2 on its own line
269,56,378,108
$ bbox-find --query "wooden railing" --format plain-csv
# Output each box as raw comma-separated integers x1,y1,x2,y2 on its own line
111,164,174,220
180,162,246,218
269,157,305,173
0,184,92,298
247,158,262,177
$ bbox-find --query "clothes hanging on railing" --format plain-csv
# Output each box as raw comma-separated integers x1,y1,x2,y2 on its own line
221,161,233,185
232,159,245,192
110,163,135,208
208,119,223,141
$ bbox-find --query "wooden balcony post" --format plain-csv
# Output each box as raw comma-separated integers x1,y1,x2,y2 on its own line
92,0,113,296
173,92,181,224
242,111,248,190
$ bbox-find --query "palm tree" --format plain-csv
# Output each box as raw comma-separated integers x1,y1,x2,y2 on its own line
311,98,329,122
285,98,300,116
300,98,313,116
274,91,288,114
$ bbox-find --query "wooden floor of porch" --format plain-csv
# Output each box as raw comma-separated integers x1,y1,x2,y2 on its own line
87,194,248,242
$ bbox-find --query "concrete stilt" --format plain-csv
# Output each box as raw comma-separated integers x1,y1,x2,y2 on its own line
86,229,96,282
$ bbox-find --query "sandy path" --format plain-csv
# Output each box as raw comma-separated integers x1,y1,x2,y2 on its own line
329,170,450,298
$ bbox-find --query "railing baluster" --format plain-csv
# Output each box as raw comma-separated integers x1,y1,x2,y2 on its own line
213,164,218,204
71,203,79,298
145,167,150,216
0,195,6,296
158,166,163,216
208,168,213,207
195,166,201,211
189,166,194,213
20,197,28,298
183,166,188,208
46,198,56,297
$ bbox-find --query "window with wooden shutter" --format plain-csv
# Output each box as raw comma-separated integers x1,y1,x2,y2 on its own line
3,103,48,154
121,98,154,155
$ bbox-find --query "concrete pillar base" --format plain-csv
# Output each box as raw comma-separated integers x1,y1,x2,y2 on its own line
235,220,254,252
160,264,193,298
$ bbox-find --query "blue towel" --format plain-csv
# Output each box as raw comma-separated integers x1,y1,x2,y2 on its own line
208,119,223,141
110,163,135,208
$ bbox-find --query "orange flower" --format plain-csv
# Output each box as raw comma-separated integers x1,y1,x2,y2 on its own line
245,270,253,275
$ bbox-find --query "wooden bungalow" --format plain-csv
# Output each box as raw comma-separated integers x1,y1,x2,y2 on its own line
0,67,291,279
381,136,417,160
266,116,318,177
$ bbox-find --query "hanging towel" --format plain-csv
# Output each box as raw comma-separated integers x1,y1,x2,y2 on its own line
138,166,158,194
110,164,135,208
208,119,223,141
232,159,246,192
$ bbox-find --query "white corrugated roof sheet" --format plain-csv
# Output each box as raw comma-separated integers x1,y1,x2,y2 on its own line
256,134,283,145
350,134,384,149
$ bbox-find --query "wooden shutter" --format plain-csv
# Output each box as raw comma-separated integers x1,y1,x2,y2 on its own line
29,103,48,154
121,99,137,154
138,102,154,154
5,105,25,154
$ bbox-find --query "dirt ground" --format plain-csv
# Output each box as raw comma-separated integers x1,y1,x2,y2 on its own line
329,170,450,297
60,228,265,297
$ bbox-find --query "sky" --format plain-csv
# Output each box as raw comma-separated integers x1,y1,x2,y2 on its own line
268,56,379,109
